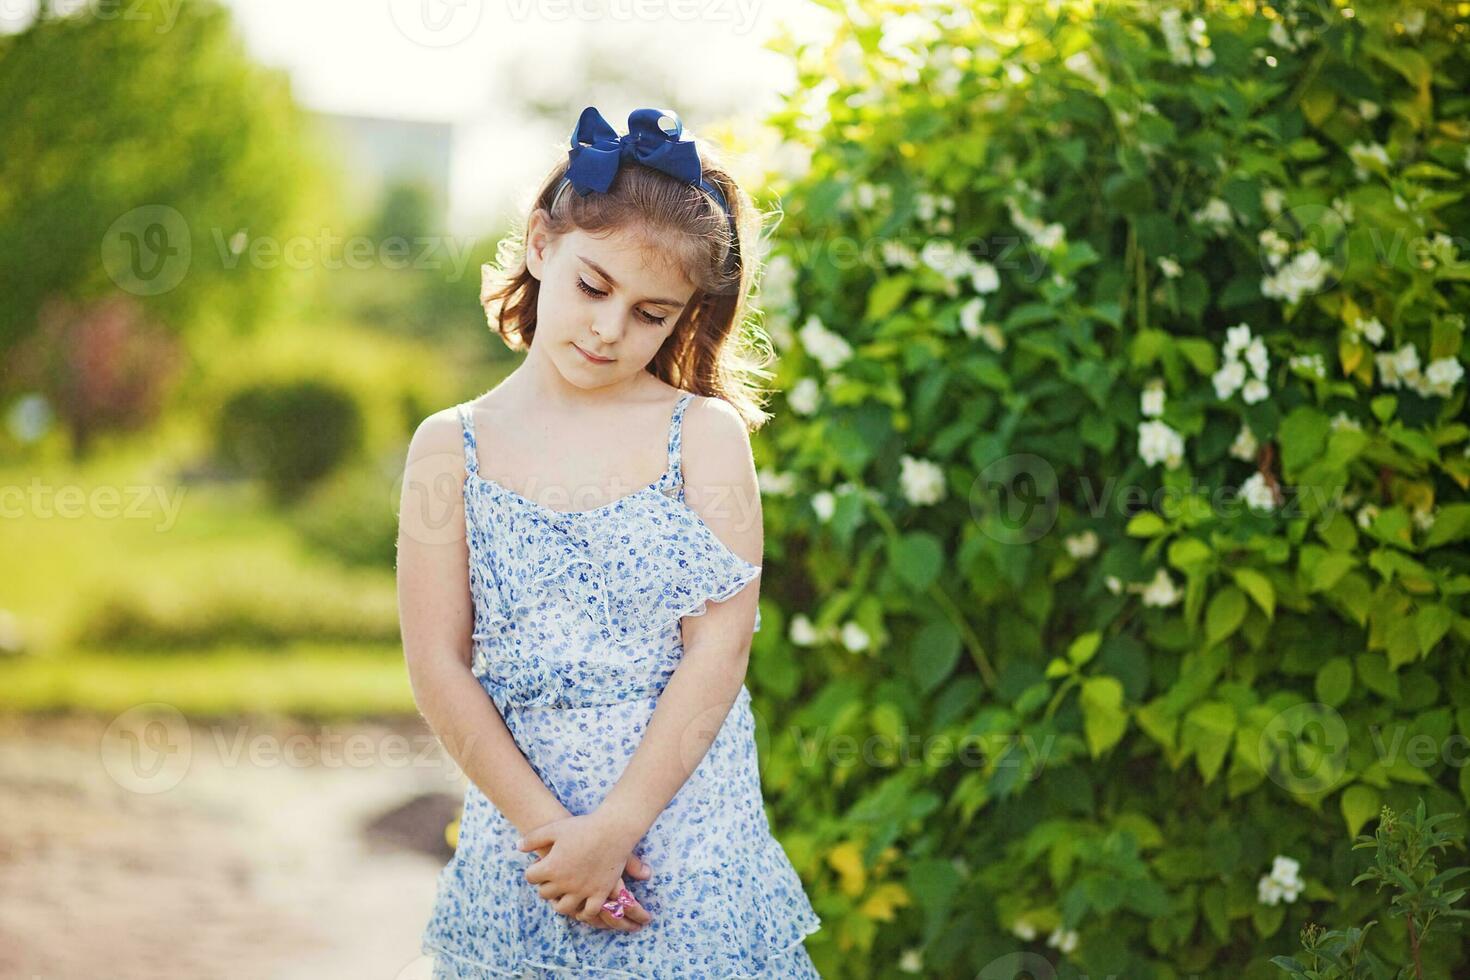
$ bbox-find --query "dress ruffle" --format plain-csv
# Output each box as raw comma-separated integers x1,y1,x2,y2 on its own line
481,483,764,650
422,834,821,979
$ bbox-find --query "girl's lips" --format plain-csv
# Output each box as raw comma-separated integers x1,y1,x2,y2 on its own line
574,343,614,363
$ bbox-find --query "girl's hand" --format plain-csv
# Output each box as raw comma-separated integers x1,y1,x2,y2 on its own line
518,814,649,926
520,844,652,931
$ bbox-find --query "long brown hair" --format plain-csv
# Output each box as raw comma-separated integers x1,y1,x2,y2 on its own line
480,126,775,430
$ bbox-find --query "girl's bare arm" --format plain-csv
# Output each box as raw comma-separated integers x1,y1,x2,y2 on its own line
587,398,766,850
395,410,569,836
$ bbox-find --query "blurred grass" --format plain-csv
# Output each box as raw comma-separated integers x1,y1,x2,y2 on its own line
0,643,415,720
0,315,498,719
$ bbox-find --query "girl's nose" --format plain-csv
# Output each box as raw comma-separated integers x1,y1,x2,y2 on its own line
591,311,625,344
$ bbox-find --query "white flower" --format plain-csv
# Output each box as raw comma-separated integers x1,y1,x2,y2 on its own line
1401,8,1425,38
1348,141,1390,180
1229,423,1258,461
959,297,985,337
978,324,1006,352
1262,187,1286,216
1356,503,1379,529
1240,472,1276,511
1376,343,1420,391
970,262,1000,294
1138,420,1185,469
920,239,974,281
799,315,855,370
1157,255,1183,279
1268,19,1295,51
882,240,918,268
757,468,797,496
1104,575,1123,595
760,254,796,314
1047,926,1079,954
898,949,924,973
1424,357,1464,397
1140,378,1166,418
1065,530,1099,559
1357,99,1380,120
1329,411,1361,432
1192,197,1234,233
1213,360,1247,399
899,454,947,505
916,192,939,222
1033,222,1065,251
1413,506,1436,532
840,621,870,653
1258,228,1291,266
1136,567,1181,607
1160,9,1194,65
788,377,820,416
1290,353,1326,380
1259,854,1304,906
811,490,835,522
854,182,878,210
1262,249,1329,303
1064,50,1109,92
1245,337,1270,380
1241,378,1270,404
789,613,821,646
1012,918,1037,941
1225,322,1254,358
1353,316,1386,347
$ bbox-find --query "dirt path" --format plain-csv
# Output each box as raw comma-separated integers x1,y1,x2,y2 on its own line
0,709,465,980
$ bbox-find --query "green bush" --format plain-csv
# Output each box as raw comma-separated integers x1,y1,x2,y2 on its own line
288,456,402,571
752,1,1469,977
214,379,364,502
77,573,400,651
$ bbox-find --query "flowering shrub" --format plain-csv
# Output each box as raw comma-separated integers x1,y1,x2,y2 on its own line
751,1,1470,976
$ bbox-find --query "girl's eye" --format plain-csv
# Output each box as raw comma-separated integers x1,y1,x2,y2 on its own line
575,277,667,326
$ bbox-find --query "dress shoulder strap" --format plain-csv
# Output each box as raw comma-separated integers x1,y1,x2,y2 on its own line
455,403,480,476
666,391,697,486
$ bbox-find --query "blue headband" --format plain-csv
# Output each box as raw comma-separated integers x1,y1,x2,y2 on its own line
557,106,736,245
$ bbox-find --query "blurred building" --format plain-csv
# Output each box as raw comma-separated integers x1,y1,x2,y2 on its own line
309,110,454,231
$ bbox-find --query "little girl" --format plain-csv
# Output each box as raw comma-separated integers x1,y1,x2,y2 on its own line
396,107,823,978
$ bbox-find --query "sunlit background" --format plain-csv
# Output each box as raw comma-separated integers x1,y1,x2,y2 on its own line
0,1,832,976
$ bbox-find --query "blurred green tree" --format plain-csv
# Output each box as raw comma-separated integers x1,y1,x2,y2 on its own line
0,0,330,379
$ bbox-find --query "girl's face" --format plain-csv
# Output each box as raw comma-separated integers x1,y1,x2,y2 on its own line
525,210,696,388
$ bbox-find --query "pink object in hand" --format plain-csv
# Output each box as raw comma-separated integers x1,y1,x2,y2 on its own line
601,884,636,918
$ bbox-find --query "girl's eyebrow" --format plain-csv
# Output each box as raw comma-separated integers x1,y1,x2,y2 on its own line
578,255,688,308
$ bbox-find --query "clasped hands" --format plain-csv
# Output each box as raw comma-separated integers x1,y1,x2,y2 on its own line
516,808,653,933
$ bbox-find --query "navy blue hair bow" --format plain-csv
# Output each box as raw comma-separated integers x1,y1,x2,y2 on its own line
562,106,732,225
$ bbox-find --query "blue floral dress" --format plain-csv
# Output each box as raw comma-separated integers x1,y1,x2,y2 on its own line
421,390,823,979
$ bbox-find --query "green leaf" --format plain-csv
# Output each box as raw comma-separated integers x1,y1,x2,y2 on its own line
1205,587,1248,646
1231,568,1276,621
1182,701,1236,785
911,619,962,694
1081,676,1128,758
1168,537,1212,571
889,532,944,592
1127,512,1168,537
1068,631,1102,666
1315,658,1354,708
1278,406,1329,479
1424,504,1470,549
865,274,913,320
1415,605,1454,657
1341,784,1381,837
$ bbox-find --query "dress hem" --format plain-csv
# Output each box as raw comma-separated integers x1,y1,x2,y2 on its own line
422,912,822,979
